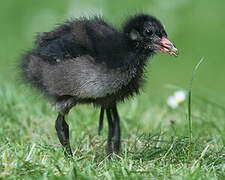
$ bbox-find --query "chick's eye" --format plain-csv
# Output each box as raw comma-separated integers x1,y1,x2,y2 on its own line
144,29,152,36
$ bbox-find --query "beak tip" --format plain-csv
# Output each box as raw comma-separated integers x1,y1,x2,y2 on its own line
172,48,179,57
159,37,178,57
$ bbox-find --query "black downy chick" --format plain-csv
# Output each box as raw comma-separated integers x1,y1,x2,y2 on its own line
21,14,178,157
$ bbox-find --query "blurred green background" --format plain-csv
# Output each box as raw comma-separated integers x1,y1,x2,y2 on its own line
0,0,225,103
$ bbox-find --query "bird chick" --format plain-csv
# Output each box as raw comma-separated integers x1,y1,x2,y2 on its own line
21,14,178,157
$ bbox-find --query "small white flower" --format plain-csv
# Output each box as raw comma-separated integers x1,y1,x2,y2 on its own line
167,90,186,109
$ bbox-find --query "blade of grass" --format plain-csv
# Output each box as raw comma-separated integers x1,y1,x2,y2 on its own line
188,57,205,162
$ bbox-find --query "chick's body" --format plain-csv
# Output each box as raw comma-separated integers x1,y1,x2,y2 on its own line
23,17,147,107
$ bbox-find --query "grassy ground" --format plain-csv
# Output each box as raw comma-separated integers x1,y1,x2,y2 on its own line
1,74,225,179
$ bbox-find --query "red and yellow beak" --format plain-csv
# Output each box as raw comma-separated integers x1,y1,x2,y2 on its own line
158,37,178,57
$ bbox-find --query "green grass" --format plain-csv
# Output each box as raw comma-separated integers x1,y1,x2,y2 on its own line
187,58,205,162
1,74,225,179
